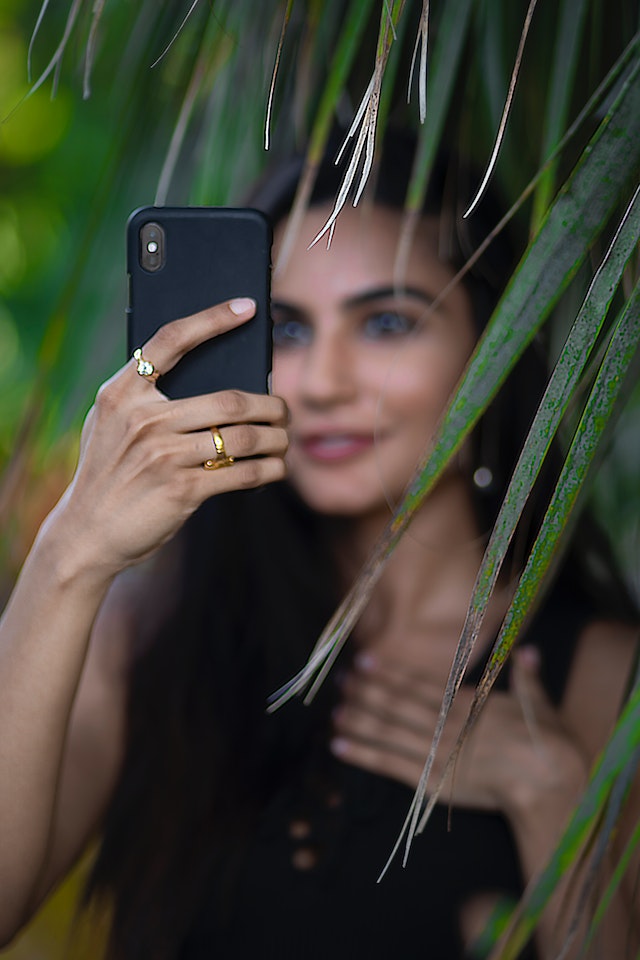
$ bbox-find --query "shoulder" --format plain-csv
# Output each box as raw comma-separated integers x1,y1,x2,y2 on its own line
560,618,638,757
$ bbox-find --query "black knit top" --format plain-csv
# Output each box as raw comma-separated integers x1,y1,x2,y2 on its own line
179,592,590,960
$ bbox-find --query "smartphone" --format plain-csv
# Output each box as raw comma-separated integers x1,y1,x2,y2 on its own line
126,206,272,399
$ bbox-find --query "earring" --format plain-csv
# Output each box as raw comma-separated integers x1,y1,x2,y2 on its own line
472,466,493,490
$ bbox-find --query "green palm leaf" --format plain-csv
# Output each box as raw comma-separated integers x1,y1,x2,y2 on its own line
274,0,377,271
389,182,640,859
393,0,475,277
408,275,640,841
490,664,640,959
268,47,640,711
3,5,640,954
530,0,589,230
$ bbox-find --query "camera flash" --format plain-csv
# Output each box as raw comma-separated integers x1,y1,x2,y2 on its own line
140,221,165,272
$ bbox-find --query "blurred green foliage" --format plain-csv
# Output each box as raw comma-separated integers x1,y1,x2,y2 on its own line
0,0,638,956
0,4,636,600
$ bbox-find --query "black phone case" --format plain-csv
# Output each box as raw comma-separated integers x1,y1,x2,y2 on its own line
126,206,272,399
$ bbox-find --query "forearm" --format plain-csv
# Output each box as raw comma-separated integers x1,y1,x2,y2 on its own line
0,509,115,939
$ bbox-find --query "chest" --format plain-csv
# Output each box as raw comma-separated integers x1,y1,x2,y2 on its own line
182,764,534,960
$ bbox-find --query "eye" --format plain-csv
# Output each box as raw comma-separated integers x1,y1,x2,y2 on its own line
272,317,312,348
363,310,416,339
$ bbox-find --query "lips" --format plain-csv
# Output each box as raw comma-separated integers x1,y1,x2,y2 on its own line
297,433,377,462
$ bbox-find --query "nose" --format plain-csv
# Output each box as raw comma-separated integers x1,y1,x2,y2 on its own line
299,326,356,408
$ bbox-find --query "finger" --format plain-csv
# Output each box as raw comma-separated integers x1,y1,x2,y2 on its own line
130,298,257,381
334,699,432,749
510,646,554,737
193,454,287,498
330,731,425,790
189,424,289,466
167,390,289,432
347,652,444,709
341,672,440,735
354,650,440,689
510,646,548,704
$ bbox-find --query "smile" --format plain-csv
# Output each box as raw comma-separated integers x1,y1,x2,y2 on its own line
297,434,376,462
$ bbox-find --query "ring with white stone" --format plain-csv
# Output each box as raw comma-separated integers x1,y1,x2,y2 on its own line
133,347,160,383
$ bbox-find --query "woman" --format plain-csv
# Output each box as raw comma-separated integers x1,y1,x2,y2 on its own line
0,137,637,959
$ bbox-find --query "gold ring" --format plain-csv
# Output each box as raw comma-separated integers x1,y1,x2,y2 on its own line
133,347,160,383
203,426,235,470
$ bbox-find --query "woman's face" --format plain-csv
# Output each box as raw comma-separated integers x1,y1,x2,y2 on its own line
271,204,477,519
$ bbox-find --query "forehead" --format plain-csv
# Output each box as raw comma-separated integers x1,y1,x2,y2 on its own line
272,203,458,304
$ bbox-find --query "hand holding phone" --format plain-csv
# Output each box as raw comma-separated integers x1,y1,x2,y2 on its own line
126,206,272,399
48,208,283,571
63,298,288,574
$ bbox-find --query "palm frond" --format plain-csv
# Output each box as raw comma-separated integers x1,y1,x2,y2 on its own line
264,0,295,150
530,0,590,231
27,0,52,82
149,0,203,69
274,0,377,272
395,0,474,282
407,0,429,122
269,50,640,713
26,0,85,98
3,6,640,952
82,0,108,99
411,277,640,849
463,0,539,219
489,664,640,959
388,183,640,866
308,0,407,249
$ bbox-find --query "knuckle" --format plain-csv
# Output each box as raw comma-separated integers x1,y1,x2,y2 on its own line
276,427,290,453
262,457,287,484
234,423,259,455
272,458,287,481
167,471,198,508
235,460,262,489
125,410,160,441
81,405,96,438
151,321,182,354
146,441,177,473
271,396,288,423
215,389,247,421
94,380,121,415
123,411,144,440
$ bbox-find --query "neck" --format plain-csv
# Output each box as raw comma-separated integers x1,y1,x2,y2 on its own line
333,476,491,636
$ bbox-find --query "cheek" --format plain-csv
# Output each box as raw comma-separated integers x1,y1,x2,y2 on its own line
377,347,468,422
271,352,299,404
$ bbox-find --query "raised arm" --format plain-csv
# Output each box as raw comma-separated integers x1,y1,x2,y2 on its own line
0,299,288,945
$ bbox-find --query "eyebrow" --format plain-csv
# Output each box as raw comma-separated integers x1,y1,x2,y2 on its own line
272,285,434,315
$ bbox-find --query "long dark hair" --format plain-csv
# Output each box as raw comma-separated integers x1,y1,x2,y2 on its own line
84,130,636,958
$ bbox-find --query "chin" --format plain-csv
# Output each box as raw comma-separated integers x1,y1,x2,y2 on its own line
288,479,393,520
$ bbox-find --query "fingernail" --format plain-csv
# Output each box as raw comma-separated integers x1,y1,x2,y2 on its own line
330,737,348,756
517,646,540,670
229,297,256,315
